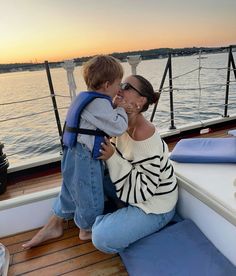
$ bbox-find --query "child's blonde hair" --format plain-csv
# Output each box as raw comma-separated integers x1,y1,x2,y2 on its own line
83,55,123,90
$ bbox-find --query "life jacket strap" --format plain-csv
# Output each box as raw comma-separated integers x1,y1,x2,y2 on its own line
65,125,107,137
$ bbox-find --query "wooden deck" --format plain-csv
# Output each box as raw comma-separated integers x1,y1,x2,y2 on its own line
0,125,235,275
1,220,127,276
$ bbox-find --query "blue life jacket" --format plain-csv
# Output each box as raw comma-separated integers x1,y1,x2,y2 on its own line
62,91,112,158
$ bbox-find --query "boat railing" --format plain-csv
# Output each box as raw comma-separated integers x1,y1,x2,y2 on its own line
45,44,235,135
0,45,236,158
150,45,236,129
45,61,63,148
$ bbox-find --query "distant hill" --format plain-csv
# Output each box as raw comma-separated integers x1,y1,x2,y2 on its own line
0,46,231,73
74,46,228,64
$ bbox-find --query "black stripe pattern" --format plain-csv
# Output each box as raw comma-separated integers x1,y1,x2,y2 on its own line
113,145,177,204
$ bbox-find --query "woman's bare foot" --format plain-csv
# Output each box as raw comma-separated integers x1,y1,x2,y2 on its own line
22,215,64,249
79,229,92,240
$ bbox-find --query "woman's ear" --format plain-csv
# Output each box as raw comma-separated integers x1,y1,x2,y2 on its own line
136,96,146,110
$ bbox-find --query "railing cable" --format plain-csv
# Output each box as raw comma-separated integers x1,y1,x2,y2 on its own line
0,95,51,106
0,106,69,123
171,67,199,80
197,51,203,123
0,109,55,123
0,93,70,106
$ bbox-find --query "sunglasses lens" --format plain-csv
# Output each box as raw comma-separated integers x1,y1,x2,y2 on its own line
121,83,130,90
120,82,143,96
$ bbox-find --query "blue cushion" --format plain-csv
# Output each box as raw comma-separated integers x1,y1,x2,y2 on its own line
119,219,236,276
170,138,236,163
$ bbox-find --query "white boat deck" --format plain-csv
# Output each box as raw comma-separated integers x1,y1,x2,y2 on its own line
174,162,236,265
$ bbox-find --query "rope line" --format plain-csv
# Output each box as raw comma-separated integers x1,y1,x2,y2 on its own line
201,66,236,71
0,109,55,123
0,95,51,106
172,68,199,80
54,94,71,98
0,105,69,123
0,93,70,106
156,79,236,93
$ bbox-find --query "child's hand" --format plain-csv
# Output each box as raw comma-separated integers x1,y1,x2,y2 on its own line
98,137,115,160
113,95,125,108
114,97,136,114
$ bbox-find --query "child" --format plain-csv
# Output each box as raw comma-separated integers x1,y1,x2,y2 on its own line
22,55,128,248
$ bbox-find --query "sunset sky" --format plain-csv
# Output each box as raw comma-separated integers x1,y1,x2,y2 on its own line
1,0,235,64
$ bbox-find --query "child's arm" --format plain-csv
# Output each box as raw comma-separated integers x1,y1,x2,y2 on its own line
81,98,128,137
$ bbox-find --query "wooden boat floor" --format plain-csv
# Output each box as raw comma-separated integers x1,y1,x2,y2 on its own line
1,220,127,276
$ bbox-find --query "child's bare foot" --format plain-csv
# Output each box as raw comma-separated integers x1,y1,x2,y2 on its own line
22,215,64,249
79,229,92,240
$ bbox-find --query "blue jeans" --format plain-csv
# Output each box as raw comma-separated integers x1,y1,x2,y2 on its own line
92,176,176,253
53,143,104,230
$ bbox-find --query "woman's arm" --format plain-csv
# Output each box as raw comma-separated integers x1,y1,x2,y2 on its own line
99,137,163,204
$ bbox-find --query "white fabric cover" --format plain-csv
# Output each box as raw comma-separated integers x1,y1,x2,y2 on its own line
173,162,236,225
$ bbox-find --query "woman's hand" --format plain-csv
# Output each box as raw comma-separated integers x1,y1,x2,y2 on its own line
98,137,115,160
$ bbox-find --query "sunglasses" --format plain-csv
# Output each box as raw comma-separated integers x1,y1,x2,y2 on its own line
120,82,143,96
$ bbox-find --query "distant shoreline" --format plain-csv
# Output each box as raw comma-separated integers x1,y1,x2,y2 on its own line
0,45,235,74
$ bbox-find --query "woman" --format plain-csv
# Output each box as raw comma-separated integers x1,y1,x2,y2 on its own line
92,74,178,253
22,74,177,250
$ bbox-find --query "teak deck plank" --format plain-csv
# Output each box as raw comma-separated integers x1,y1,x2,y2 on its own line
0,172,62,201
1,222,127,276
7,228,79,256
10,243,97,274
1,220,75,248
12,236,85,264
63,256,128,276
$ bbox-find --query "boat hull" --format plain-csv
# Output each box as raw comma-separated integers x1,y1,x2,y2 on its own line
0,188,60,237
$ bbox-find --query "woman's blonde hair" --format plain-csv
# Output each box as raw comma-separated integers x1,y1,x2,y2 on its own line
83,55,123,90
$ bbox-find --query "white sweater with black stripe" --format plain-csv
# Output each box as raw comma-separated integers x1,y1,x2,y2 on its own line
106,129,178,214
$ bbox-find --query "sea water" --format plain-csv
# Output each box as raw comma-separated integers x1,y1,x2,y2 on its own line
0,52,235,165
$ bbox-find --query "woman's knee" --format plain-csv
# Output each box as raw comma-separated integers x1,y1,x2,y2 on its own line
92,217,119,254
